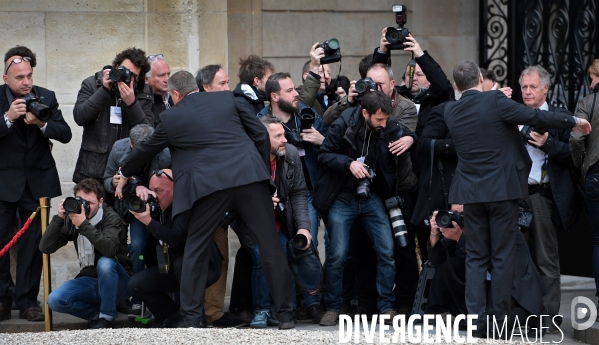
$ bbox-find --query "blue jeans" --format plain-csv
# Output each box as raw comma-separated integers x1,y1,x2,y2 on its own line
47,257,131,321
248,231,322,312
324,194,396,313
307,191,320,249
128,218,147,274
585,173,599,296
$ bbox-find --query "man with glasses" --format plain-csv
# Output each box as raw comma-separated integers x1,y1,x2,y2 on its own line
40,179,132,329
73,47,154,187
144,54,173,126
0,45,72,322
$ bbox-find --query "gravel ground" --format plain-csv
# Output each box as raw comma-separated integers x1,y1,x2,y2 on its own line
0,328,531,344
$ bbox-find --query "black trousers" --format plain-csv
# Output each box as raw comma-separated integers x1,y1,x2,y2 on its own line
0,183,43,310
180,181,294,323
128,257,183,322
228,245,253,313
424,255,466,315
464,200,518,330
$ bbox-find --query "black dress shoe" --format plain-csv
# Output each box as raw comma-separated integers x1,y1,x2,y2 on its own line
88,318,113,329
306,305,325,324
153,312,185,328
278,320,295,330
177,317,208,328
19,306,44,321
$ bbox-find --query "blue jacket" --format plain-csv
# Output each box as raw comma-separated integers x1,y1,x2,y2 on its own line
257,103,326,189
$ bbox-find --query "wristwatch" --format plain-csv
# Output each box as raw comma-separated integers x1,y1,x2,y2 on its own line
4,112,13,124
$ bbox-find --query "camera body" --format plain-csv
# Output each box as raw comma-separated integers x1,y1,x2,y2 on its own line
125,194,161,218
22,93,51,122
386,4,411,51
435,210,464,229
63,196,91,215
299,108,316,130
285,130,304,148
109,66,132,84
320,38,341,65
356,166,376,200
520,125,549,143
94,65,113,86
385,196,408,247
354,77,378,103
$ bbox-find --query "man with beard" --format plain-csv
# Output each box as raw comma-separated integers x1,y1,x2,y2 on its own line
256,72,326,323
313,91,416,326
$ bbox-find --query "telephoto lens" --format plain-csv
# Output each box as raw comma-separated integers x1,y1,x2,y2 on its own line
385,196,408,247
300,108,316,130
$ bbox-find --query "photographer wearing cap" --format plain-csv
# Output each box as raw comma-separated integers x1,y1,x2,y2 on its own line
0,45,72,322
314,91,416,326
73,47,154,185
39,179,132,329
127,169,222,328
144,54,173,126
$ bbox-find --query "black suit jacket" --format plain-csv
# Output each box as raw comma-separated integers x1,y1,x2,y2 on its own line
121,91,272,217
444,90,576,204
0,84,72,202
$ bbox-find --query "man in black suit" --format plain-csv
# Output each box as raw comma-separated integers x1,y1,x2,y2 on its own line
120,71,295,329
444,60,590,334
0,45,72,321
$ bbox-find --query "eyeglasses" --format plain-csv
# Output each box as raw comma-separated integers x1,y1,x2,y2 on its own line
4,56,31,74
147,54,165,62
152,169,173,182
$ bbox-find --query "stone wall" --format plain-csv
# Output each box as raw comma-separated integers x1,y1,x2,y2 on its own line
1,0,478,298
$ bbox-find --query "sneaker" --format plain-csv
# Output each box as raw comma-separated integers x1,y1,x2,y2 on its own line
211,314,245,328
306,304,325,324
381,309,397,325
319,310,339,326
250,310,269,328
89,318,112,329
127,303,142,319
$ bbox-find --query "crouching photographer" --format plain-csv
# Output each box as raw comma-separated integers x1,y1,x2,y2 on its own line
127,169,222,328
244,115,324,328
425,205,547,335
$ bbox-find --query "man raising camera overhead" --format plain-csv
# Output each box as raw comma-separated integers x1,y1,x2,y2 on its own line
0,45,72,322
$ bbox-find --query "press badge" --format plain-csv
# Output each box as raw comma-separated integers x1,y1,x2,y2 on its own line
298,148,306,157
110,106,123,124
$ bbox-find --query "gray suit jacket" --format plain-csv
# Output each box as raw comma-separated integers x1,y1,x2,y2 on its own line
444,90,576,204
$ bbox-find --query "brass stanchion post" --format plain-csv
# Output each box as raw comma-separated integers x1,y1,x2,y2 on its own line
414,236,423,274
39,197,52,331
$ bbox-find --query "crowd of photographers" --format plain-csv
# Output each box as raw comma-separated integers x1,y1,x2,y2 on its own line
2,4,599,337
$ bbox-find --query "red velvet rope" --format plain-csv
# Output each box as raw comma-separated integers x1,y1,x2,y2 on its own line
0,213,36,257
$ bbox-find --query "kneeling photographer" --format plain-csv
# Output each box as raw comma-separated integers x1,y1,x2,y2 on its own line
244,115,323,328
426,206,547,333
103,123,171,316
127,168,222,328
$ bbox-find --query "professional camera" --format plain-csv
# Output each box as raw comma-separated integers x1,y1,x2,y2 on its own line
320,38,341,65
385,196,408,247
385,4,410,51
94,65,113,86
435,210,464,229
22,93,51,122
285,130,304,148
356,165,376,200
354,77,378,103
124,194,161,218
291,233,308,251
109,65,133,84
520,125,549,143
299,108,315,130
63,196,91,215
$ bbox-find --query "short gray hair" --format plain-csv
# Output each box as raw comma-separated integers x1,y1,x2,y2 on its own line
129,124,155,148
260,114,283,128
453,60,481,91
167,70,198,96
145,55,168,78
519,65,551,88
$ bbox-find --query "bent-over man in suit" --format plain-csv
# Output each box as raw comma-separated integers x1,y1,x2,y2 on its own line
444,60,590,336
0,45,72,321
120,71,295,329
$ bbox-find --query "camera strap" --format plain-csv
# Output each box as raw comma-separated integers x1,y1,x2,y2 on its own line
286,241,323,296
